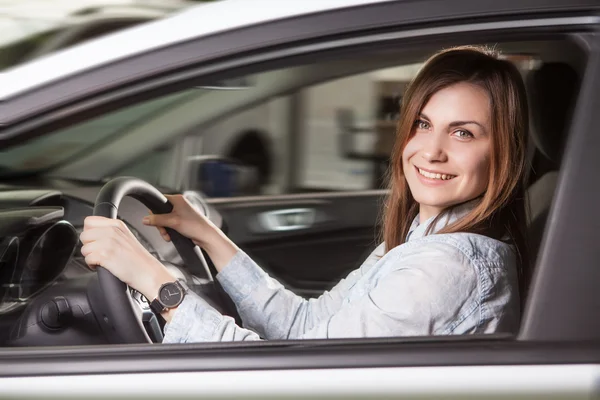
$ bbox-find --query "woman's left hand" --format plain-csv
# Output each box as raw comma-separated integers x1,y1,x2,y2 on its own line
80,216,175,300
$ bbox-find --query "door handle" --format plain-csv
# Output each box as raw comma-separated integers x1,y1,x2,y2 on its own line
257,208,316,232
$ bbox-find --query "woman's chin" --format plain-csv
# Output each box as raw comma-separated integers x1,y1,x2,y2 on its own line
412,194,457,212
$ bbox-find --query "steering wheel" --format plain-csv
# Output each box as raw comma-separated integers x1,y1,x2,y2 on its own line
89,177,214,344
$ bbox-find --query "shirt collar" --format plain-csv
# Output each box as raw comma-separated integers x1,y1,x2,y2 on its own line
406,199,479,242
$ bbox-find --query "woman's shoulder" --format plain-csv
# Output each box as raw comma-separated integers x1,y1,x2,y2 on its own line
386,231,515,268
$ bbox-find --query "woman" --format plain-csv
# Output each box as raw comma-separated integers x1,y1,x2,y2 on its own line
80,45,530,341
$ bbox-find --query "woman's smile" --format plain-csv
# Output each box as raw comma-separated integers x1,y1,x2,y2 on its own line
414,166,457,183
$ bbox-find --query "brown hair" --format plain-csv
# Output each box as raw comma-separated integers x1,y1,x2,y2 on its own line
382,45,530,298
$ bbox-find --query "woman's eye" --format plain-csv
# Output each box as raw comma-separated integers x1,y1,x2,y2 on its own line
454,130,474,139
415,120,430,130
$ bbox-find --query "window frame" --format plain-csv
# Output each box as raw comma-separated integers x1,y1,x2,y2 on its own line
0,0,598,378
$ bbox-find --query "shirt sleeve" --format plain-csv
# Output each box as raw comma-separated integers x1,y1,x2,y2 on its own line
163,244,383,342
163,290,262,342
162,241,478,342
215,244,384,340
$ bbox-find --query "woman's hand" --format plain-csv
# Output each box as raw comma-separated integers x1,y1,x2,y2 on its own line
143,194,239,272
142,194,215,247
80,216,175,301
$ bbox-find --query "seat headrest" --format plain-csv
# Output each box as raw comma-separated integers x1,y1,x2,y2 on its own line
526,62,579,164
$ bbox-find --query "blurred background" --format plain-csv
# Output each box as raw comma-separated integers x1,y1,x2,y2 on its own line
0,0,214,70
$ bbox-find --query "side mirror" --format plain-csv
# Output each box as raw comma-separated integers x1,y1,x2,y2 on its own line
183,156,259,197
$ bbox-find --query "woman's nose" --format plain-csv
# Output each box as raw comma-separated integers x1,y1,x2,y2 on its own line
421,133,448,162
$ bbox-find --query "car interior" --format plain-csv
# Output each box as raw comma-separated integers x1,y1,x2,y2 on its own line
0,35,586,347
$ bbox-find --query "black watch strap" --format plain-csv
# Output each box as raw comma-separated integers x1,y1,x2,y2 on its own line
149,297,166,315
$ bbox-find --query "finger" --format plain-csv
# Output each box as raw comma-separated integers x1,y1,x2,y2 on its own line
83,243,102,268
156,226,170,242
143,213,178,228
84,216,126,231
80,223,126,244
80,241,99,258
80,240,113,263
84,255,100,269
80,227,110,245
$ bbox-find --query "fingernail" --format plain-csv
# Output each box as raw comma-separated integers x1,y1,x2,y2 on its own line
142,217,150,224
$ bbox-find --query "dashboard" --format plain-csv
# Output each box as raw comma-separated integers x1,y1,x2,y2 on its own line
0,210,78,314
0,185,221,346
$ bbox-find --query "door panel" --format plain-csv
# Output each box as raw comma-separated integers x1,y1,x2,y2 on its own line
2,364,599,399
208,191,384,296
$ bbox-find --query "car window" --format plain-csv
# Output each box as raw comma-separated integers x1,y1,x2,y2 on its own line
20,47,551,200
0,90,197,176
116,64,420,194
118,54,541,197
0,31,588,351
193,64,424,196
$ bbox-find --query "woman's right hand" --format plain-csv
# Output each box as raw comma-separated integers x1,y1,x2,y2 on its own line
144,194,239,272
142,194,215,247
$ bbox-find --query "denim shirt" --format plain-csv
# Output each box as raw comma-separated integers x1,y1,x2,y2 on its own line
163,202,519,342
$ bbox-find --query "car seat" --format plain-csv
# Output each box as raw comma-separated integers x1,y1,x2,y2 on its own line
525,62,579,266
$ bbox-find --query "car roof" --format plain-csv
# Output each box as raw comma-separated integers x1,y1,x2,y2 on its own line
0,0,393,101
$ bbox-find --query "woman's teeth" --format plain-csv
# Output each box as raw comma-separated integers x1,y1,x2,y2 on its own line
418,168,455,181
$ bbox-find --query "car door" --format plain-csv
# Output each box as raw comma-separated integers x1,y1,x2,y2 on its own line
0,1,600,399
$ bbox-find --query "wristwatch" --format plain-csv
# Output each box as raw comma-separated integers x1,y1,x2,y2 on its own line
149,279,188,315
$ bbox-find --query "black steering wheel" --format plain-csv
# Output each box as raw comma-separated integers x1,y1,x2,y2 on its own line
90,177,214,344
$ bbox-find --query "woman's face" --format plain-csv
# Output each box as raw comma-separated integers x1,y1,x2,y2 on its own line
402,82,492,222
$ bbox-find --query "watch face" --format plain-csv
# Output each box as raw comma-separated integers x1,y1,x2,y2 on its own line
159,282,183,307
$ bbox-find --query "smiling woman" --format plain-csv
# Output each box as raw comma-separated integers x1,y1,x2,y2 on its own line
77,45,531,342
386,46,529,291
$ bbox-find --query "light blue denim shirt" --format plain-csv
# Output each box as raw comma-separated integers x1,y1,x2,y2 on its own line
163,202,520,342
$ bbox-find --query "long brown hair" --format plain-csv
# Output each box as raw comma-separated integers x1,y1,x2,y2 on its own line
382,45,530,298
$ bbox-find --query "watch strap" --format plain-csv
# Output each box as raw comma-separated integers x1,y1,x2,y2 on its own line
149,297,165,315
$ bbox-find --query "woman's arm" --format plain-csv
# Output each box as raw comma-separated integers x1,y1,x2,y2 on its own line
163,241,481,343
142,194,385,338
163,242,384,341
214,249,377,340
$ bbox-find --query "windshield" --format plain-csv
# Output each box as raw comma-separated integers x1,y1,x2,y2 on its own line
0,89,201,177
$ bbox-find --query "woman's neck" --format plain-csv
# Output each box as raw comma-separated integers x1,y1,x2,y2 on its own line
418,204,443,224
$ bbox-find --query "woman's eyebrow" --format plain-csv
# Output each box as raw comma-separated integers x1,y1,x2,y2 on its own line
419,113,488,133
448,120,486,131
